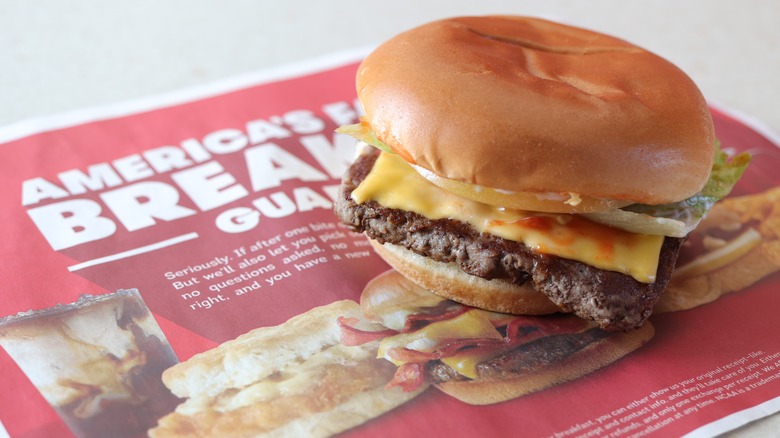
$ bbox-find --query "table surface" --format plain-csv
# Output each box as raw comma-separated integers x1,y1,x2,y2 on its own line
2,1,778,436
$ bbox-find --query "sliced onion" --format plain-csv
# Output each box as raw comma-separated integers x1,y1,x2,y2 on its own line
583,209,693,237
411,164,632,214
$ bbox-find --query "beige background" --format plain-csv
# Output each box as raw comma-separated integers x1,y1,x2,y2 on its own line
2,0,779,137
2,1,778,436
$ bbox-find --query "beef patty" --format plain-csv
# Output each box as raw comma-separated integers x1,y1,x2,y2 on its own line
334,148,683,331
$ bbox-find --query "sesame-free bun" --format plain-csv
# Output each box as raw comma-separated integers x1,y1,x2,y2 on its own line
357,16,715,205
370,240,560,315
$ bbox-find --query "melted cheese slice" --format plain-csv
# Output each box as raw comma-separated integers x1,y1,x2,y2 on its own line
441,349,498,380
377,309,502,366
352,152,663,283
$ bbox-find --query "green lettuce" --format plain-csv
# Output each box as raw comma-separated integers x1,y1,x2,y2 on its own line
702,141,752,199
587,142,751,237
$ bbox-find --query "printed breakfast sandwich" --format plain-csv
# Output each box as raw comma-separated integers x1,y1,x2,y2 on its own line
339,270,655,405
656,187,780,312
151,300,426,437
335,15,749,331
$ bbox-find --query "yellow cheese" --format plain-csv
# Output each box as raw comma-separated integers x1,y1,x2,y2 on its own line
441,350,495,380
377,309,502,366
352,152,664,283
377,307,511,379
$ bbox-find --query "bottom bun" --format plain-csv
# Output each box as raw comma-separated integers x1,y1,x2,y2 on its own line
370,240,559,315
435,321,655,405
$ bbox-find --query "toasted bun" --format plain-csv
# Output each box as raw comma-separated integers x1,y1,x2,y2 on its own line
370,240,559,315
435,321,655,405
359,269,448,328
357,16,715,204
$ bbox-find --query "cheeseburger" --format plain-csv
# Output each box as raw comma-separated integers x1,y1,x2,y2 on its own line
335,16,749,331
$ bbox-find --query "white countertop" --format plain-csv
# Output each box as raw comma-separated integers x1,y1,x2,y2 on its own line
2,0,779,137
2,1,778,436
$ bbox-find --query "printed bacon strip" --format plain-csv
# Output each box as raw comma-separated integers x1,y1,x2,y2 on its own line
337,317,397,346
401,302,469,332
387,363,427,393
338,303,469,346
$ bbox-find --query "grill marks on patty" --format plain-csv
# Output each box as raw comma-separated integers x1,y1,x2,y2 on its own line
334,149,683,331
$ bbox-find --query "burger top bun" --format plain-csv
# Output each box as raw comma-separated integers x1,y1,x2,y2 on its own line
357,16,716,205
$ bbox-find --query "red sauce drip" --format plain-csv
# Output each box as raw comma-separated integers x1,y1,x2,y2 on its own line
517,215,554,232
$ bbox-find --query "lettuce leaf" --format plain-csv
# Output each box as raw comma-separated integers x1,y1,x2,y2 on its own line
586,142,751,237
336,122,396,155
702,141,752,199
